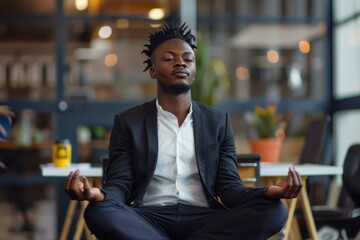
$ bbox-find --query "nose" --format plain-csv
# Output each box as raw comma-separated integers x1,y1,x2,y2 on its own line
174,58,186,68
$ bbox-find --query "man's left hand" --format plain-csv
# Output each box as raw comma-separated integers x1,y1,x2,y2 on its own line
265,166,303,199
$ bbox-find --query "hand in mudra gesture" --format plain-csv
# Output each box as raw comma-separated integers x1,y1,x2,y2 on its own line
265,166,303,199
64,169,104,202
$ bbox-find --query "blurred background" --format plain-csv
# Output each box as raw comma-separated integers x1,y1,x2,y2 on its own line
0,0,359,239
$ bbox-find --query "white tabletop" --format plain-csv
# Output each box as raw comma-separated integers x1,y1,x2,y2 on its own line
260,163,343,177
40,163,102,177
41,162,343,178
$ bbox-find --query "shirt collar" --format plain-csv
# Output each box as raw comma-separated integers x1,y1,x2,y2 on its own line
156,99,193,123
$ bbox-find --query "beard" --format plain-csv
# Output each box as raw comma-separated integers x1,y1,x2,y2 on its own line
157,80,192,94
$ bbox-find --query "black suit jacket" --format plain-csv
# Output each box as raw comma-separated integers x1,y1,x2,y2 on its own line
102,100,268,209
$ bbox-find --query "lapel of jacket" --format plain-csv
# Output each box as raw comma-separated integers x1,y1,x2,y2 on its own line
192,102,223,208
144,100,158,178
192,101,207,182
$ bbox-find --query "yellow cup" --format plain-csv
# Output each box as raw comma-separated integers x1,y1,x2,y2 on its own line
52,139,72,168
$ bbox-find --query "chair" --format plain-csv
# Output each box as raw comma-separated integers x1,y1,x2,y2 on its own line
313,144,360,239
237,154,261,187
300,144,360,239
299,116,330,165
299,116,332,205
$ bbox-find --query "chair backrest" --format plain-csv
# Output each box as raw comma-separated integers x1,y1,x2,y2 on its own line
299,116,333,205
342,144,360,207
237,154,261,187
299,116,330,164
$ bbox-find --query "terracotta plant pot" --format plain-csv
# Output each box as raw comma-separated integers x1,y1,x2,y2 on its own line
249,138,282,163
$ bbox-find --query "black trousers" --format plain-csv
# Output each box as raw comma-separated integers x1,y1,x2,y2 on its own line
84,198,287,240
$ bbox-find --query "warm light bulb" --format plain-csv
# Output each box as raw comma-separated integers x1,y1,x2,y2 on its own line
98,26,112,39
299,40,311,53
104,53,118,67
235,66,249,81
150,24,162,28
75,0,88,11
148,8,165,20
267,50,279,64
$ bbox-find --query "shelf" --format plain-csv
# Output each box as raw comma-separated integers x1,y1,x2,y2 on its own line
78,140,109,149
0,140,109,150
0,141,52,150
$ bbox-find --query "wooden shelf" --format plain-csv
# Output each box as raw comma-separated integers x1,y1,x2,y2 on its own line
0,141,52,150
78,140,109,149
0,140,109,150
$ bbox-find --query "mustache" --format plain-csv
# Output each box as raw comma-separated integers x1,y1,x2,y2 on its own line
172,68,189,76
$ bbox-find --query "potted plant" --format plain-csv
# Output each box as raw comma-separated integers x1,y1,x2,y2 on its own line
192,34,230,105
249,104,286,163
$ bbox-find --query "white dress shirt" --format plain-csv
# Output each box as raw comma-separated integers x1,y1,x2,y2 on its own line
141,100,209,207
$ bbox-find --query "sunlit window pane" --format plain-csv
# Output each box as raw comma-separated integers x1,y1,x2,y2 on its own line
334,19,360,99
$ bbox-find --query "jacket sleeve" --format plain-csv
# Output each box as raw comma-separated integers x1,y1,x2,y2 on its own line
101,114,133,204
215,113,269,208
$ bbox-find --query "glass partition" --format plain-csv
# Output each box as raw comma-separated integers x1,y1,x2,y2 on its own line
333,0,360,22
64,21,158,101
333,0,360,168
334,110,360,166
196,0,328,103
196,0,329,146
63,0,180,102
334,18,360,99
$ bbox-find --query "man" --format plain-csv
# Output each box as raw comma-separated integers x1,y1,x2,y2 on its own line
65,22,302,240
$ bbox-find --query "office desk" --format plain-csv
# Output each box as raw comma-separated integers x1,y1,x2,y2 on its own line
40,163,102,240
260,163,343,240
41,163,102,177
41,163,343,240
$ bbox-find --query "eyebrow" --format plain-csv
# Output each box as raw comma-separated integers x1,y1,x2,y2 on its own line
163,51,194,55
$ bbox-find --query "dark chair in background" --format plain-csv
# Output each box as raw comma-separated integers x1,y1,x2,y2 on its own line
299,116,331,165
299,116,332,205
298,144,360,239
311,144,360,239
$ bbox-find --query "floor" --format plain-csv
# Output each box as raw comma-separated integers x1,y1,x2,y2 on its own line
0,200,56,240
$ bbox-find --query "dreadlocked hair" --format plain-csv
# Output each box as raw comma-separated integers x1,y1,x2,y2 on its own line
141,22,196,72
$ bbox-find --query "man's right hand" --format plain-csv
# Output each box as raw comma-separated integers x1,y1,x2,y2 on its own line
64,169,105,202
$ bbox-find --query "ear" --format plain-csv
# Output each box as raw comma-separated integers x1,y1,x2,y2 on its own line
149,67,157,79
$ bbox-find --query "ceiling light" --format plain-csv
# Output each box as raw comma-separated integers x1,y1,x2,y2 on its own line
104,53,118,67
235,66,249,81
267,50,279,64
150,24,162,28
98,26,112,39
148,8,165,20
75,0,88,11
299,40,311,53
